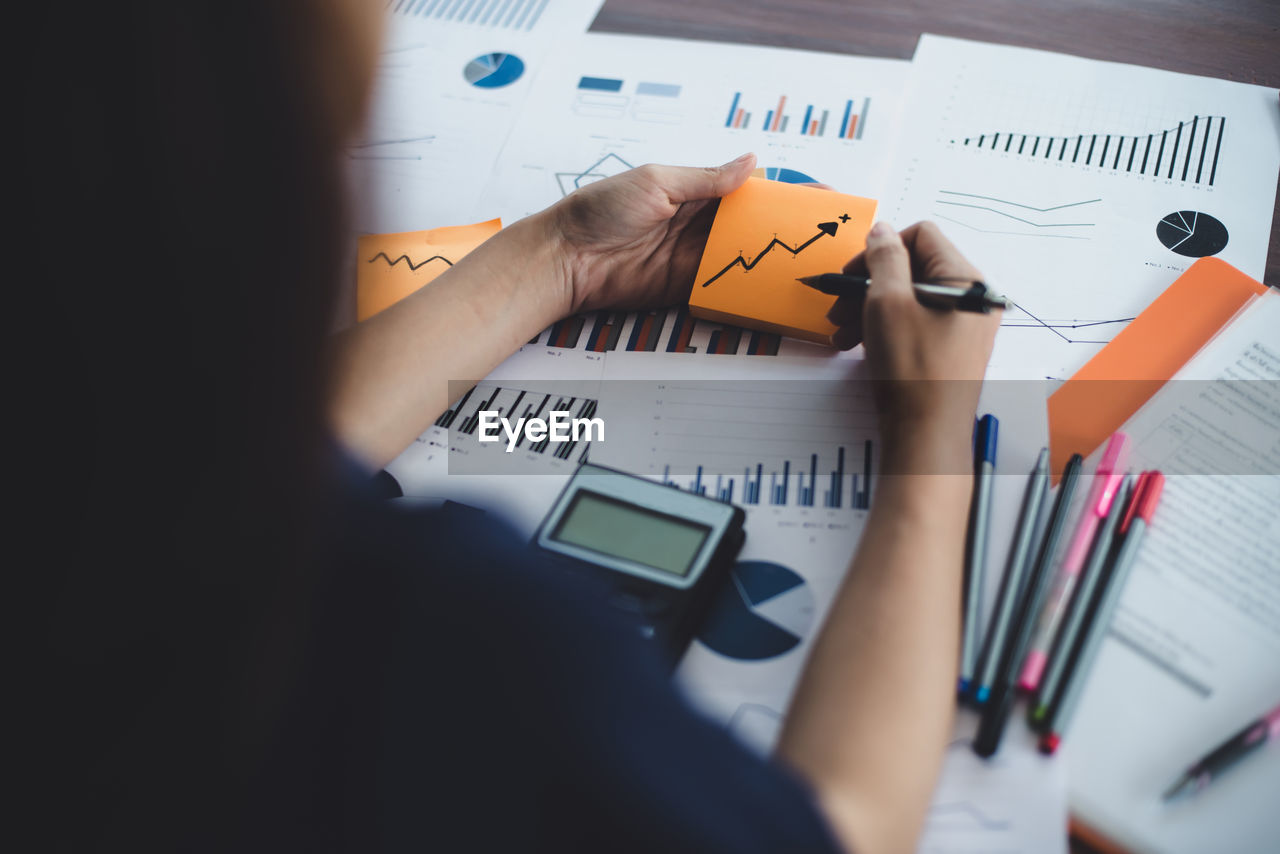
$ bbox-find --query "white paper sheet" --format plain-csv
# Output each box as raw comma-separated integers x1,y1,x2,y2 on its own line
350,0,606,233
1066,292,1280,854
883,35,1280,381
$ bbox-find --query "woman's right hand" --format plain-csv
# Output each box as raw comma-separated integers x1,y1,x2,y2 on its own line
828,221,1000,472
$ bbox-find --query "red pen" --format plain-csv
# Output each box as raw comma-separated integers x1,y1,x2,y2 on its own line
1039,471,1164,754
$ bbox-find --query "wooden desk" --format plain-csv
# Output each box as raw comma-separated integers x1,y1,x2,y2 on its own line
593,0,1280,285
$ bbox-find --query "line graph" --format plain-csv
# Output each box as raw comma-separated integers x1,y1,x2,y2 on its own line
952,114,1225,185
699,220,842,287
935,190,1099,239
926,801,1013,832
1003,300,1132,344
556,152,634,196
367,252,454,273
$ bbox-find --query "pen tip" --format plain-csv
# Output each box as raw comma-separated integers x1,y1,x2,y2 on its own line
1161,776,1192,802
796,275,816,285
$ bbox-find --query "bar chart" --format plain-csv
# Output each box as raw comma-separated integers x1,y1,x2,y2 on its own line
434,381,600,471
392,0,553,32
954,115,1225,185
535,308,783,357
661,439,873,509
594,379,879,512
725,92,870,140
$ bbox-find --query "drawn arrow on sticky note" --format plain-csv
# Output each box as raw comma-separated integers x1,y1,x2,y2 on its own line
688,176,877,344
700,221,840,288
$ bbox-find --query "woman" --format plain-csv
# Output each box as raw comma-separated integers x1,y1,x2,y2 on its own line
24,2,997,851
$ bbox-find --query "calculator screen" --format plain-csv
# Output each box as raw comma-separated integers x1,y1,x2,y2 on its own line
550,490,710,577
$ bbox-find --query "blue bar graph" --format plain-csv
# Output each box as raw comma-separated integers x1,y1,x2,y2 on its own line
656,440,873,510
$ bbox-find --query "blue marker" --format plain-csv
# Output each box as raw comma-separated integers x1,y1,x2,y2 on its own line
960,415,998,700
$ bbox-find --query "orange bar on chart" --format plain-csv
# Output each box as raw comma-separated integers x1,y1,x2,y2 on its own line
356,219,501,321
689,177,877,344
1046,257,1266,478
809,120,818,135
845,116,858,140
734,108,744,128
772,96,786,131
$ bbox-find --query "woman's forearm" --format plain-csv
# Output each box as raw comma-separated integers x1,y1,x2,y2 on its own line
327,212,572,470
777,428,972,854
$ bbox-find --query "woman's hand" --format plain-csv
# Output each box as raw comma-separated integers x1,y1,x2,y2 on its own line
547,154,757,314
828,221,1001,472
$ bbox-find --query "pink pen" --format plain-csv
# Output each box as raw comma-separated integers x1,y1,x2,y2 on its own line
1018,432,1129,693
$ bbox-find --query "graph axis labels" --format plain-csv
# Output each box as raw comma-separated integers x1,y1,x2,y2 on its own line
1156,210,1228,258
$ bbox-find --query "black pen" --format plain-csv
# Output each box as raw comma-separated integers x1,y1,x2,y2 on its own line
1029,473,1134,731
1162,701,1280,801
972,447,1050,706
796,274,1013,313
1039,472,1165,754
960,415,998,701
973,452,1084,759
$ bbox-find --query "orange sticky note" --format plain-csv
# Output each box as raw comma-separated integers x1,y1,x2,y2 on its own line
356,219,502,321
1047,257,1266,477
689,177,877,344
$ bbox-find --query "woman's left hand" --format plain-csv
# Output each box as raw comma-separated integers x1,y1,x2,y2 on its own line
548,153,757,313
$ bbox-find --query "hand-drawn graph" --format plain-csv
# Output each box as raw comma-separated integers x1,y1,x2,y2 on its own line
366,251,454,274
953,114,1225,185
933,190,1098,240
1156,210,1228,257
699,220,842,288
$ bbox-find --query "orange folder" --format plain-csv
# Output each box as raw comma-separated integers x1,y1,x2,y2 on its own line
356,219,502,321
689,177,877,344
1047,257,1267,477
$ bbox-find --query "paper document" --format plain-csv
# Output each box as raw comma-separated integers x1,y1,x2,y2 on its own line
1067,291,1280,854
884,35,1280,381
351,0,605,233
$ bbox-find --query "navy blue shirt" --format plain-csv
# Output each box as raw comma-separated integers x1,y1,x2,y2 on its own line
250,466,842,852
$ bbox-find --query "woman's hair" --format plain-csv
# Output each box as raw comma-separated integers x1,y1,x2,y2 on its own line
21,2,355,844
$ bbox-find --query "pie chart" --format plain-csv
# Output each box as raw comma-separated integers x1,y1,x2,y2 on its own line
761,167,819,184
698,560,815,660
1156,211,1228,258
464,52,525,89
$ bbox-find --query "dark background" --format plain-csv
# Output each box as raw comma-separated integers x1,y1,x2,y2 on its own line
593,0,1280,286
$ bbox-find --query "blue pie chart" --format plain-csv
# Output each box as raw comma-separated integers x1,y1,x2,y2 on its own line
763,167,818,184
698,561,815,660
464,52,525,89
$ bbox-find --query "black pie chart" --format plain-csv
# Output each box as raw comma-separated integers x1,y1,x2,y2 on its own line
698,561,814,661
1156,211,1228,258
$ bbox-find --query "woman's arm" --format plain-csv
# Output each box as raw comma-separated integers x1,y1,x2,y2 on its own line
776,222,1000,854
327,156,756,470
